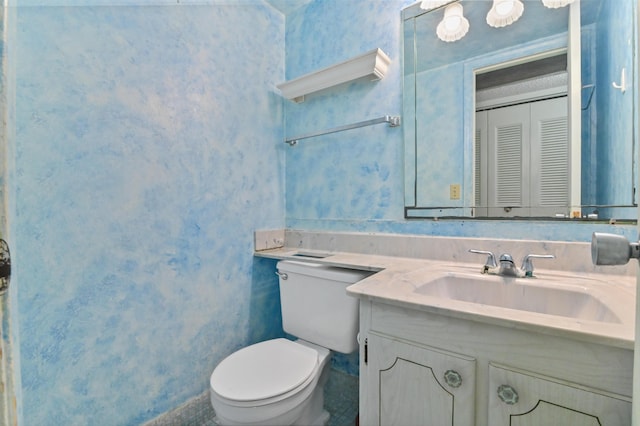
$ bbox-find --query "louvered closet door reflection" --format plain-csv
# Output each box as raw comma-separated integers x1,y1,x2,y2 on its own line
529,97,569,217
487,103,530,217
474,110,488,217
483,97,569,218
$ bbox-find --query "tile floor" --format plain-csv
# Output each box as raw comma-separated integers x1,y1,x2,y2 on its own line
145,368,359,426
325,369,359,426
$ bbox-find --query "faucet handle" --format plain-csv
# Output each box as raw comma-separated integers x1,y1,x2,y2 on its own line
521,254,555,277
469,249,497,271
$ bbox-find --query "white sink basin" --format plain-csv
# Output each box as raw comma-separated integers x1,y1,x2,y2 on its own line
413,272,621,324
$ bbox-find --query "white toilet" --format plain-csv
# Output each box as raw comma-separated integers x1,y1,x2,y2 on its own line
209,260,371,426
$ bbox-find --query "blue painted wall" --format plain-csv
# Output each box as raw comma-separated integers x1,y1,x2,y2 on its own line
9,1,285,424
285,0,409,224
284,0,637,241
3,0,638,424
595,0,637,218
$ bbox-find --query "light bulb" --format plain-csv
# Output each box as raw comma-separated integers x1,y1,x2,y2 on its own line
486,0,524,28
436,2,469,42
542,0,575,8
445,16,462,30
420,0,450,11
496,1,514,16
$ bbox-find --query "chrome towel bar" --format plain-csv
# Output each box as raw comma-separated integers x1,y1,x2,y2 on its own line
284,115,401,146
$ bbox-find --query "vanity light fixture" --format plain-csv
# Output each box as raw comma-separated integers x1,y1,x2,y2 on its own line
486,0,524,28
419,0,450,11
541,0,575,8
436,2,470,43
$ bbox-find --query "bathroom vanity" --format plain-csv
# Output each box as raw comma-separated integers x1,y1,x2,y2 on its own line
255,231,636,426
358,300,632,425
347,261,635,426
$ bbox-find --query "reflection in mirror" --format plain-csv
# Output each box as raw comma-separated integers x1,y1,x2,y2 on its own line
403,0,637,221
475,51,572,218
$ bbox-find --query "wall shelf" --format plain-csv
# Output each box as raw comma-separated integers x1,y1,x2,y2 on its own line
277,48,391,103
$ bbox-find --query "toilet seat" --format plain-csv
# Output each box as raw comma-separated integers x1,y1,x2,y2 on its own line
210,338,319,404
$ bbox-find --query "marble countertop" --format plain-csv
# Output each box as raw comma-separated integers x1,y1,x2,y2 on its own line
256,247,636,350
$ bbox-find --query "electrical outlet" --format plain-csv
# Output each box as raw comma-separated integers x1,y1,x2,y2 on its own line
450,184,461,200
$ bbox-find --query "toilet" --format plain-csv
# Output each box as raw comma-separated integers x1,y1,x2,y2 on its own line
209,260,371,426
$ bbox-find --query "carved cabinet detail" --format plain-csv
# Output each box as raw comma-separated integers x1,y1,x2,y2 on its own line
358,301,633,426
364,333,475,426
488,364,631,426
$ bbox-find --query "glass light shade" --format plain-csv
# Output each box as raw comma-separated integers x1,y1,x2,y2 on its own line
420,0,451,11
486,0,524,28
436,3,470,42
542,0,575,8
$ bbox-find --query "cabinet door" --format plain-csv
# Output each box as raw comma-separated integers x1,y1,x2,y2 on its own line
364,333,475,426
488,364,631,426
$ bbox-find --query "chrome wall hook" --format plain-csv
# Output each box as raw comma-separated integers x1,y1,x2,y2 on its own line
612,68,627,93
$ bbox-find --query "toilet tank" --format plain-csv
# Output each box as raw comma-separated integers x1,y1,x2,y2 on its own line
276,260,372,354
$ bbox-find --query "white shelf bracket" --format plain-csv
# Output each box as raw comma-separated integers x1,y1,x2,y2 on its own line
277,48,391,103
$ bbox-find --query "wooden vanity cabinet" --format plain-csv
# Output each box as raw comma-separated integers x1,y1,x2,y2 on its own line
358,301,632,426
488,364,631,425
364,333,475,426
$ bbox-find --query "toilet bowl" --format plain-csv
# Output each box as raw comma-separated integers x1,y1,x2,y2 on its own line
209,260,372,426
210,338,331,426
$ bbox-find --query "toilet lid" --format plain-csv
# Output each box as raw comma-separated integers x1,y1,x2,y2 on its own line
210,339,319,402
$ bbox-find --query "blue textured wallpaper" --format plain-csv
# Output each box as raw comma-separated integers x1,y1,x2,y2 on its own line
3,0,638,424
595,0,637,218
284,0,637,240
284,0,410,224
10,2,285,424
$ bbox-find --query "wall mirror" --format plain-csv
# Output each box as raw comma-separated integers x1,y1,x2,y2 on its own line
403,0,637,221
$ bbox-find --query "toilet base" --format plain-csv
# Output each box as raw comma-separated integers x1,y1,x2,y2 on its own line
287,357,331,426
292,365,330,426
311,410,330,426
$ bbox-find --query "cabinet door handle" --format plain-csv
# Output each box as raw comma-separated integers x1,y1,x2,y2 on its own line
497,384,519,405
443,370,462,388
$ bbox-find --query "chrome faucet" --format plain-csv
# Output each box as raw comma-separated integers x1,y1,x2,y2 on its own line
496,253,519,277
469,250,555,277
